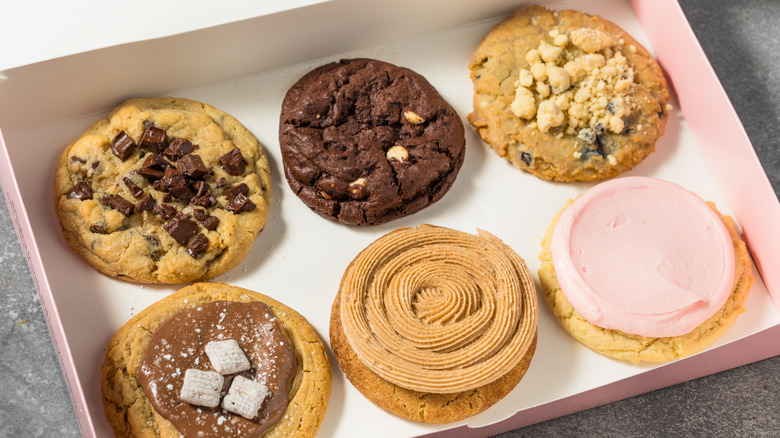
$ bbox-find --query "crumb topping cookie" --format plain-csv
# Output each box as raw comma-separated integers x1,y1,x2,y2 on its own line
279,58,465,225
101,282,331,437
468,5,671,181
330,225,537,422
54,97,271,283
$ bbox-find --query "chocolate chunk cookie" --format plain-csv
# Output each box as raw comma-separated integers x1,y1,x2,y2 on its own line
468,6,670,182
279,58,465,225
54,97,271,283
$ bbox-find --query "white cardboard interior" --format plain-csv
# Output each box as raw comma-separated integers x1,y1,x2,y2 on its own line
1,0,778,437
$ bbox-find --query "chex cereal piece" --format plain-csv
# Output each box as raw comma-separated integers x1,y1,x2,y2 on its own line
205,339,251,375
221,375,269,419
179,368,224,408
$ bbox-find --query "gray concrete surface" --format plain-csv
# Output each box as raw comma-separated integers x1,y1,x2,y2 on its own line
0,0,778,436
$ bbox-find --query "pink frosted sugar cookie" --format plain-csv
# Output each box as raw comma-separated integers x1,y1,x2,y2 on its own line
539,176,754,363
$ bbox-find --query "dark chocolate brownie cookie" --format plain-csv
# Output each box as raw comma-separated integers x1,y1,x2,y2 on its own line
279,58,465,225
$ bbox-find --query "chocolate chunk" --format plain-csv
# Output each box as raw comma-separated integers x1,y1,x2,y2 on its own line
163,138,195,161
193,209,207,221
137,153,172,180
225,192,256,213
217,177,227,188
136,193,156,212
178,154,209,180
67,182,93,200
90,223,108,234
143,234,163,261
191,181,217,208
219,149,247,176
154,203,177,220
122,177,144,198
224,183,249,200
70,156,87,164
186,233,209,258
111,131,136,161
164,212,198,245
139,125,168,153
91,161,100,169
153,168,186,191
152,168,190,201
201,215,219,231
100,194,135,216
168,184,191,201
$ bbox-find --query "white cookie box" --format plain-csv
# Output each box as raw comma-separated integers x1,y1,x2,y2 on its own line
1,0,778,436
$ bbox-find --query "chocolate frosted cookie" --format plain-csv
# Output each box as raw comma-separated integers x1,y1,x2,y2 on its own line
279,58,465,225
101,282,331,437
54,97,271,283
468,6,671,182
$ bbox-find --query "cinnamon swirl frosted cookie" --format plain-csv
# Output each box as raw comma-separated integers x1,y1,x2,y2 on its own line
329,225,537,423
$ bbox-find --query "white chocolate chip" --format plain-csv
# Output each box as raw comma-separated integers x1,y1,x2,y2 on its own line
607,154,617,165
386,145,409,162
403,110,425,125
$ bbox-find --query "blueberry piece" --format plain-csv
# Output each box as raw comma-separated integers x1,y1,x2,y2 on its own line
520,151,532,166
578,128,596,144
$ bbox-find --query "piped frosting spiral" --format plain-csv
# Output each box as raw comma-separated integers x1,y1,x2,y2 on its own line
339,225,537,394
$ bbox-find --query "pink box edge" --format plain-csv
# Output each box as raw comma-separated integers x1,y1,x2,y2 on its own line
632,0,780,312
0,0,777,436
0,128,98,437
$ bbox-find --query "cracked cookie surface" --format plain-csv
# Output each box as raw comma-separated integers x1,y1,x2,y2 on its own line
279,58,465,225
468,5,670,182
54,97,271,283
538,200,753,363
101,282,331,437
